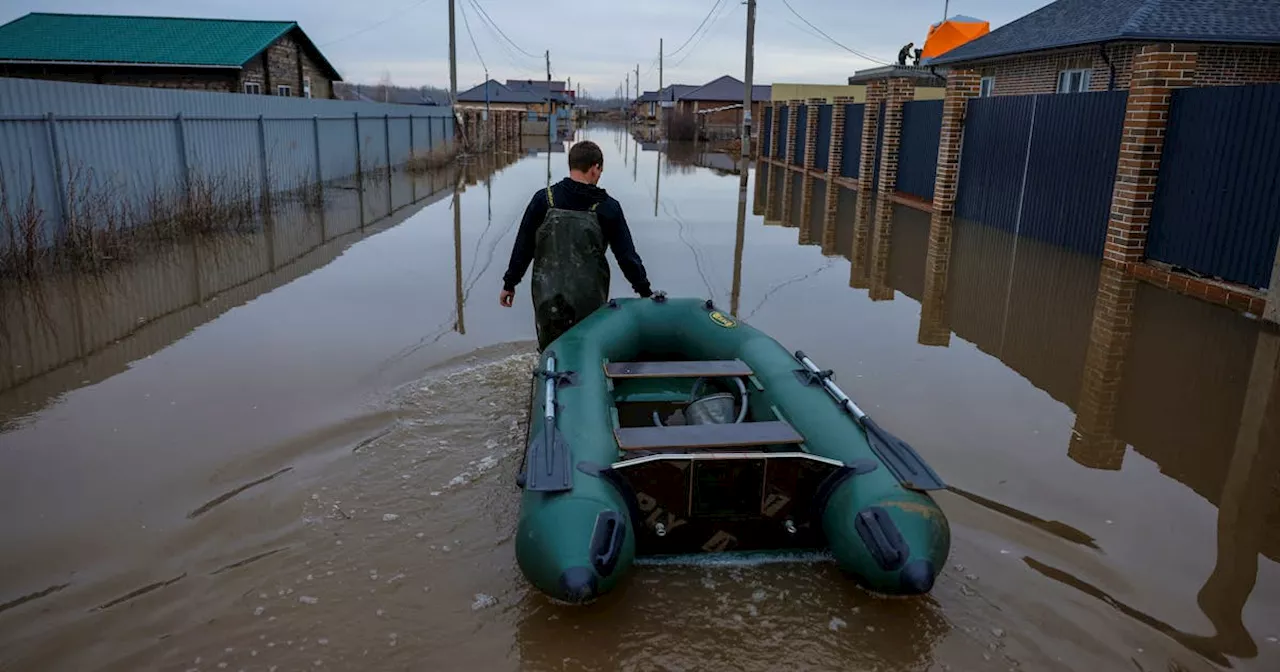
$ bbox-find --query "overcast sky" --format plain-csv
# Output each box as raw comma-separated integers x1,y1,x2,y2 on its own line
4,0,1052,95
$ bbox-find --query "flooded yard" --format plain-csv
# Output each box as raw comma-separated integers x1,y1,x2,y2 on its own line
1,124,1277,672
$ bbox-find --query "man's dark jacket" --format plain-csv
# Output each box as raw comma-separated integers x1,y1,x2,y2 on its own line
501,177,652,297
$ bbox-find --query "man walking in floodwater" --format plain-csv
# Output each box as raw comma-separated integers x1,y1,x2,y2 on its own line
499,140,653,350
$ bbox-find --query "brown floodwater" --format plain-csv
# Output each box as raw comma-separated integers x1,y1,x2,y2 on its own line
1,124,1278,672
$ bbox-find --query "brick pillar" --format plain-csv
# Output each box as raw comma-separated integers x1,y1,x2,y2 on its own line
803,98,822,173
931,70,980,218
752,158,766,216
1069,264,1139,470
917,216,953,346
797,99,824,244
784,99,801,165
821,97,853,256
916,71,980,305
764,159,781,224
850,83,887,290
1104,44,1198,266
779,100,802,228
868,79,916,302
768,102,782,160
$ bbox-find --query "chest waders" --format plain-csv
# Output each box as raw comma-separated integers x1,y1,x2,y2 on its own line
530,187,611,350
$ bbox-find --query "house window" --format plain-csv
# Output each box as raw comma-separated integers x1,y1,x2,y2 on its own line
303,77,312,99
277,85,292,96
1057,68,1092,93
243,82,261,94
979,76,995,97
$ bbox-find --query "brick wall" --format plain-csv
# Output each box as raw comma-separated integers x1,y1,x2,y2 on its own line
1195,45,1280,86
1,64,237,92
977,44,1137,95
973,43,1280,96
240,31,336,98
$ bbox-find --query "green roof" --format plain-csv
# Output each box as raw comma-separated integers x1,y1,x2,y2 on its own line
0,13,340,78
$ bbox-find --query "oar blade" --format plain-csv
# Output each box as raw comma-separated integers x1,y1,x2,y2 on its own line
862,417,947,491
524,424,573,492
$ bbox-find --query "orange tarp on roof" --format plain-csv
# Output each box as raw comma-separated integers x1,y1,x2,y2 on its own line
922,18,990,59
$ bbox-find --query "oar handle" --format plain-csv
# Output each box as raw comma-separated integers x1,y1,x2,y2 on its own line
543,356,557,422
794,351,868,422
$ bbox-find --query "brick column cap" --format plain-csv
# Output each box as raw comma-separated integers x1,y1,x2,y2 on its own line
806,97,826,105
833,96,857,104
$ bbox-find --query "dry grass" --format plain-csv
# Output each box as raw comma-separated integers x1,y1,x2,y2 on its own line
0,164,328,282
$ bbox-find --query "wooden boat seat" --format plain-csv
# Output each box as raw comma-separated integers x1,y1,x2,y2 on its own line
615,420,804,451
604,359,753,379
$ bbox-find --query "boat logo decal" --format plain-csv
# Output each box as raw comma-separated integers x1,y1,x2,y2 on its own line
708,310,737,328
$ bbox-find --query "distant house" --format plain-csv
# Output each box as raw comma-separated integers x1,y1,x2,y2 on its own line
505,79,575,118
0,12,342,98
924,0,1280,96
675,75,771,134
634,90,659,119
455,79,543,114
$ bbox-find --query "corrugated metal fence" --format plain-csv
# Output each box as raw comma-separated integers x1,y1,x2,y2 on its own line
1147,83,1280,289
791,104,808,167
0,77,455,244
840,103,864,178
896,100,943,200
956,90,1126,255
814,105,833,171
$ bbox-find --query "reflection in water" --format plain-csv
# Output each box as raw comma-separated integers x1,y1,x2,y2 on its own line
758,164,1280,669
0,151,519,425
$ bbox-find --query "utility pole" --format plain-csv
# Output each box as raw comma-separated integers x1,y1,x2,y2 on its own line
740,0,757,165
732,0,758,317
659,39,664,93
545,50,552,141
635,63,640,100
448,0,457,103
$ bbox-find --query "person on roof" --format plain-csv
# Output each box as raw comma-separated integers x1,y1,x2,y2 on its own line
499,140,653,350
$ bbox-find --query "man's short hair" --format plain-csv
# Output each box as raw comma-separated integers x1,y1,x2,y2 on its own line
568,141,604,173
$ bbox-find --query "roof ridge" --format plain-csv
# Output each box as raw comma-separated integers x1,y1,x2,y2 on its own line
22,12,298,25
1119,0,1163,35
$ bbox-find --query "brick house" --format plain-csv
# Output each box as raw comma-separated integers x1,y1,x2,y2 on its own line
454,79,544,113
921,0,1280,319
505,79,574,118
676,75,771,133
0,13,342,98
925,0,1280,96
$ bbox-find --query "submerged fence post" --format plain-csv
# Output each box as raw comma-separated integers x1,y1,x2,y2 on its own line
385,113,393,214
257,114,276,270
409,114,417,202
353,112,365,228
45,113,69,237
313,115,327,242
175,112,192,206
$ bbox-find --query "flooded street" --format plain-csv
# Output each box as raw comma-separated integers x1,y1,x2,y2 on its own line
2,124,1278,672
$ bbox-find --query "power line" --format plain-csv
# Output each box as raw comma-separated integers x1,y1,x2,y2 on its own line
666,0,725,57
319,0,433,47
667,0,737,70
778,0,893,65
458,1,488,74
467,0,540,77
467,0,541,60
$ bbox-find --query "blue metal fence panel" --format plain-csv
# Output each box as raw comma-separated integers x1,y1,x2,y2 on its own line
955,96,1035,232
896,99,943,200
1021,90,1127,255
841,104,864,178
1148,84,1280,288
763,106,773,157
814,105,833,171
792,104,808,167
776,106,789,160
0,76,455,239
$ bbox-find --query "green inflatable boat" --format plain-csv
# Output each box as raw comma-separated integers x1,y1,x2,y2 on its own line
515,295,950,604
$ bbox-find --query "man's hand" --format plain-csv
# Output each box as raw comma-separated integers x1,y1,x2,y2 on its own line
499,289,515,307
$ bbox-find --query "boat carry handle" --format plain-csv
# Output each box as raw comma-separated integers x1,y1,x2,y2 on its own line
590,510,626,576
